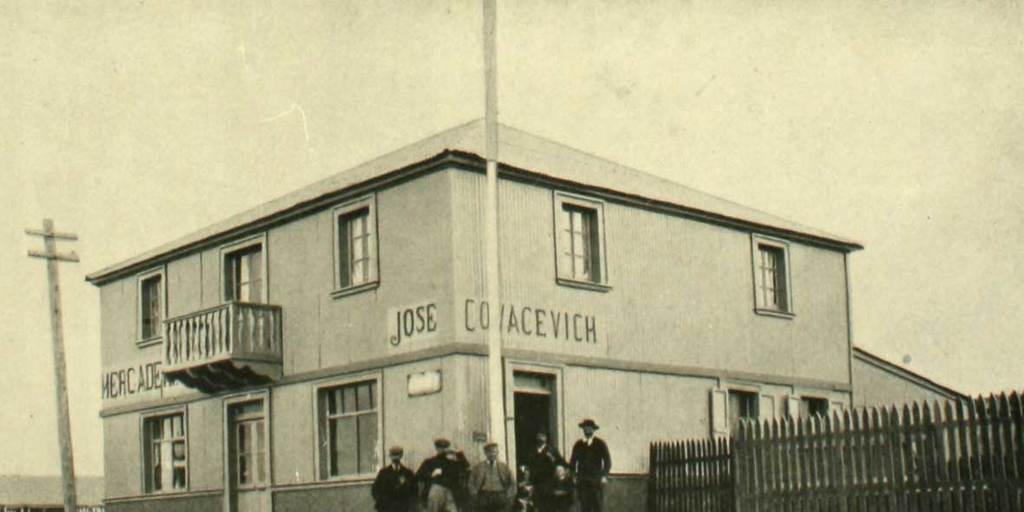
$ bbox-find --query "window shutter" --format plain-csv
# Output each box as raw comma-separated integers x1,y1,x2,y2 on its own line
337,216,350,288
710,389,729,438
554,204,571,280
758,394,776,421
224,257,236,301
786,396,801,419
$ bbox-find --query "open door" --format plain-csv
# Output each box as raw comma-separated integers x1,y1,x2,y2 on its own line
226,397,271,512
511,371,559,476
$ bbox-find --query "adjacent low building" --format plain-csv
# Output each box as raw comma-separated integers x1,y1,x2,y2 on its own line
851,346,967,408
87,121,863,511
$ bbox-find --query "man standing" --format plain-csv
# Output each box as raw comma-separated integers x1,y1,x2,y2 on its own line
526,432,565,511
416,438,470,512
372,446,417,512
569,419,611,512
468,442,516,512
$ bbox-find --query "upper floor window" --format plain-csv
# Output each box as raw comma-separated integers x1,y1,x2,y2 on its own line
138,269,165,343
751,234,792,316
222,236,267,303
317,377,380,479
553,192,608,290
333,196,378,294
143,412,187,493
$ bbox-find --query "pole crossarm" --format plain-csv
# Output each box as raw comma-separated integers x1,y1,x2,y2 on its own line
25,228,79,240
28,249,80,262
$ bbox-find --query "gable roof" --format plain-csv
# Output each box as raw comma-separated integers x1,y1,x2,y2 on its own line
87,119,862,284
0,475,104,506
853,346,968,402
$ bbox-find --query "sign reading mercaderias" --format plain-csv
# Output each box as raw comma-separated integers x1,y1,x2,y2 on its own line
101,361,178,400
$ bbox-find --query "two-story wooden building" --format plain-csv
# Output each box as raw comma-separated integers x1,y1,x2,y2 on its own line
87,120,862,511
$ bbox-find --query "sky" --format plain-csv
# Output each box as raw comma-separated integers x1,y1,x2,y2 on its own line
1,0,1022,477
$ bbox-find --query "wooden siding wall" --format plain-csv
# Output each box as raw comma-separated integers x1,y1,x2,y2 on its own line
98,171,457,410
450,172,851,386
853,356,959,408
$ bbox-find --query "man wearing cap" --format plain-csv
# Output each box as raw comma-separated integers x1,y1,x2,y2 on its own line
569,419,611,512
372,446,417,512
468,442,516,512
415,438,470,512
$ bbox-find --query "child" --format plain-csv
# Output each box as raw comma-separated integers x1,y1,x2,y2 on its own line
512,482,536,512
547,465,575,512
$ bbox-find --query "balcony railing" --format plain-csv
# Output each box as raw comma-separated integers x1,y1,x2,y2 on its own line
163,301,282,392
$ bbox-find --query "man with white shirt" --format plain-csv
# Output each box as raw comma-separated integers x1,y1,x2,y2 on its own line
569,419,611,512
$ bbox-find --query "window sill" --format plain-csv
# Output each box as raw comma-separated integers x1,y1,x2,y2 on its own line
753,308,795,319
136,336,163,348
330,280,380,299
556,277,612,293
320,474,376,484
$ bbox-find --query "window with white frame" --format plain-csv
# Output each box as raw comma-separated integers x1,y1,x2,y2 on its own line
333,196,378,291
138,270,164,341
223,238,265,303
143,412,187,493
751,235,792,315
318,379,379,478
554,192,607,287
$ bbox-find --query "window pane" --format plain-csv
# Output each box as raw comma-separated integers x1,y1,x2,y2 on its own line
327,388,339,415
357,412,379,474
331,416,358,476
356,382,374,411
342,386,357,414
255,421,266,484
247,251,263,302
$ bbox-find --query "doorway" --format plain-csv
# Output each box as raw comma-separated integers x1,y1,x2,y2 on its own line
512,372,557,474
226,398,271,512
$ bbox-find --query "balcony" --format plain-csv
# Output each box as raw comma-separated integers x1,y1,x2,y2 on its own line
163,302,283,393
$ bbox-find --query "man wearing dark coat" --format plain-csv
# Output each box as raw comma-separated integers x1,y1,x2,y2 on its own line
569,419,611,512
526,432,566,511
372,446,417,512
416,438,470,512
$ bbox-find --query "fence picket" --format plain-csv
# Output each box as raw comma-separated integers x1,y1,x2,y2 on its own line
649,394,1022,512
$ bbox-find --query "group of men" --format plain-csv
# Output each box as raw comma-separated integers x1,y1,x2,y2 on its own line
371,419,612,512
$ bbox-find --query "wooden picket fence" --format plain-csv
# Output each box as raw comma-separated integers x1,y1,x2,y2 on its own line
649,392,1024,512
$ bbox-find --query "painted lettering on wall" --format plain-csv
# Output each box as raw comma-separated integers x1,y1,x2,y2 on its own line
101,361,176,400
463,299,598,344
389,302,439,347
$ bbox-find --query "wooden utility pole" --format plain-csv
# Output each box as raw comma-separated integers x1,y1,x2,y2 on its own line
482,0,507,455
27,219,80,512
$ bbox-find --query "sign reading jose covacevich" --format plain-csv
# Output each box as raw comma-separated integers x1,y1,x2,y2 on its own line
388,299,600,347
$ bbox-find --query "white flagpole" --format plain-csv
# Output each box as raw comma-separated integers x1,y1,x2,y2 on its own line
482,0,506,454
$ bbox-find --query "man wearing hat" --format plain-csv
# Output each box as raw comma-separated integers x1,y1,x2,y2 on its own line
415,438,470,512
569,419,611,512
372,446,417,512
468,442,516,512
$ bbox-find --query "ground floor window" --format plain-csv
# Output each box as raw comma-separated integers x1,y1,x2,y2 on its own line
728,390,758,435
800,396,830,418
143,412,187,492
318,379,379,478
